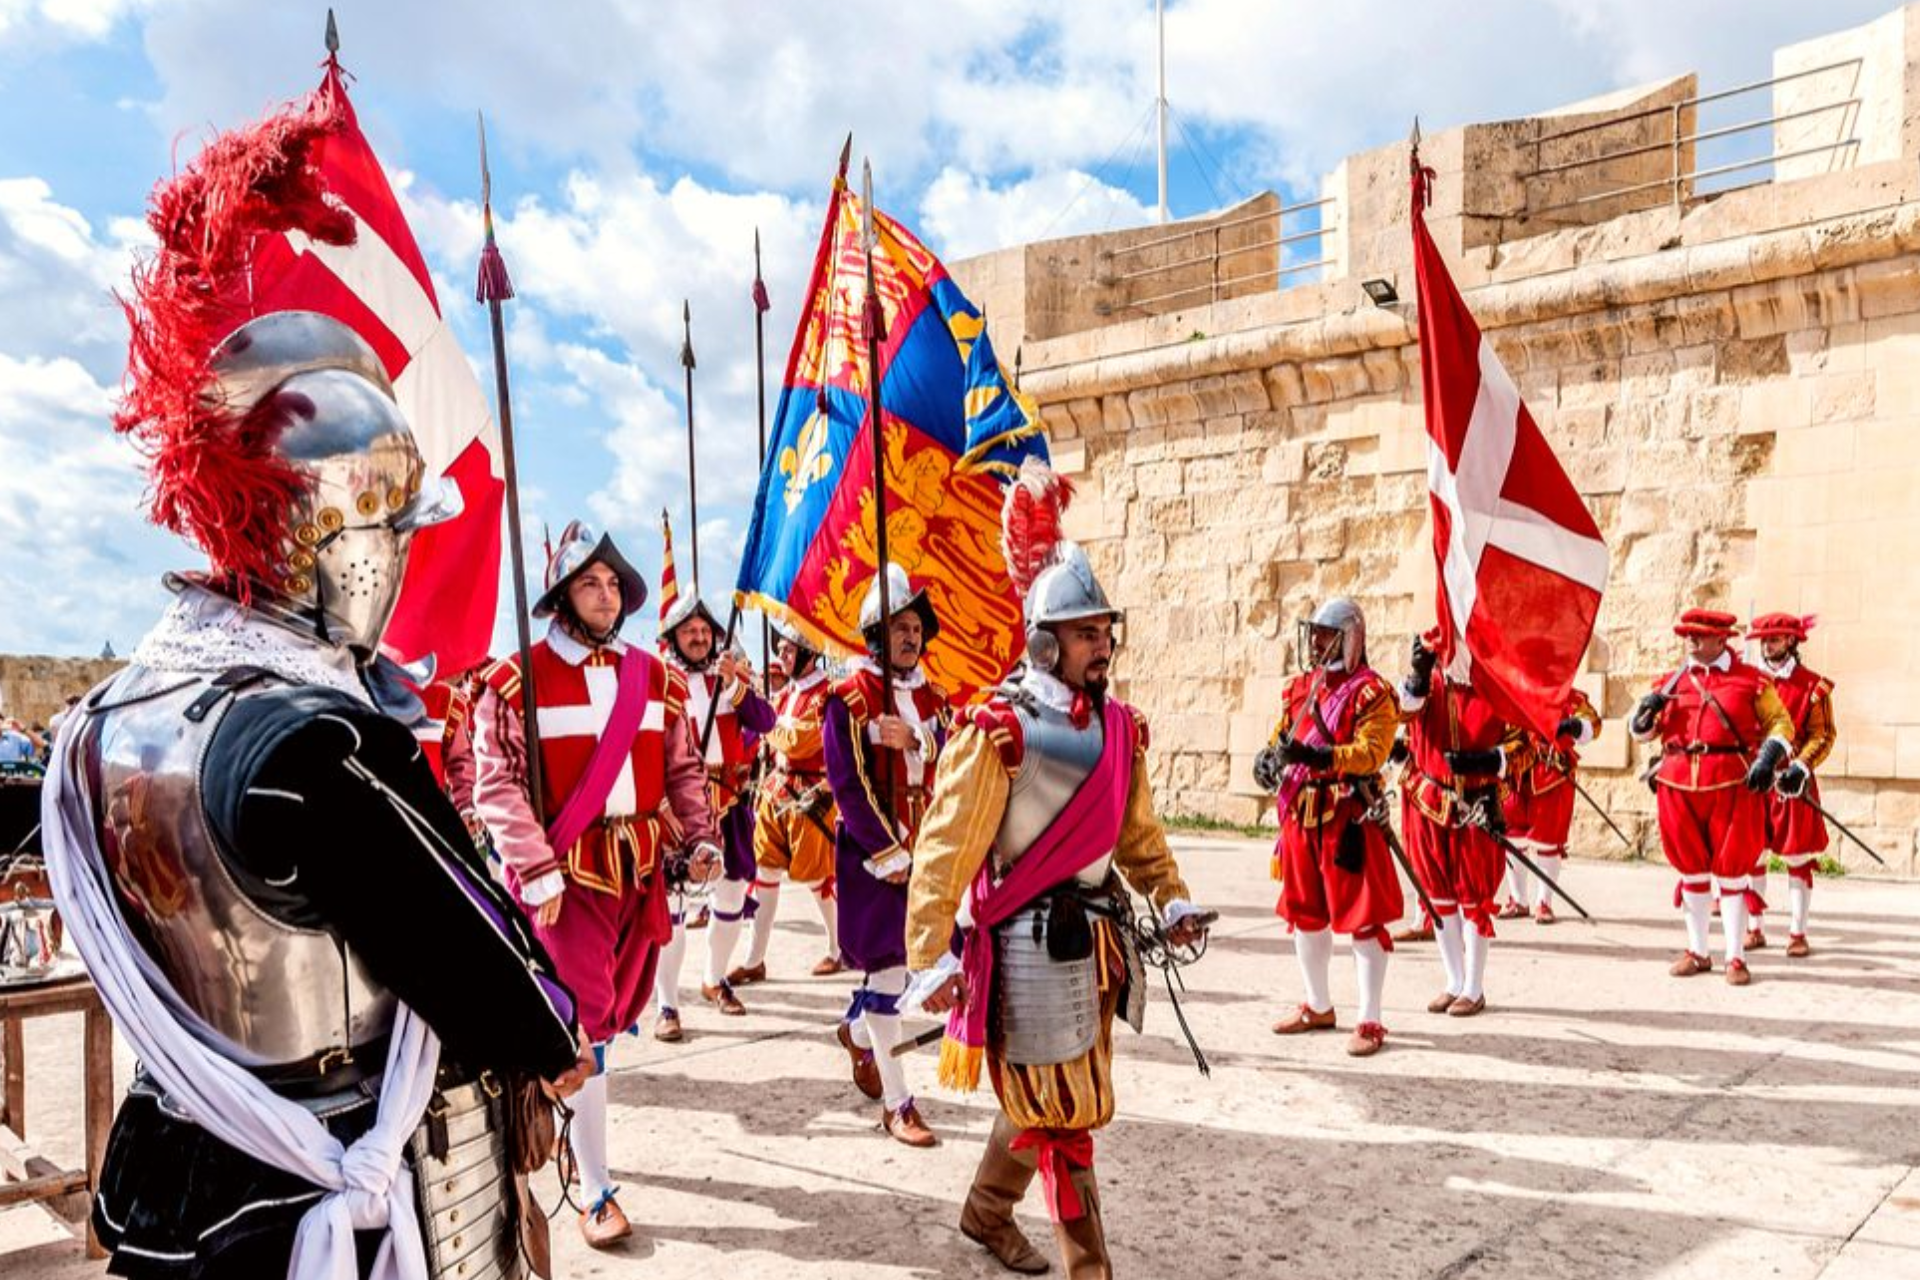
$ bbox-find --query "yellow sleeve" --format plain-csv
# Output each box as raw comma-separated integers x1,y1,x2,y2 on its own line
1113,744,1191,911
1330,684,1399,776
904,725,1011,970
764,717,822,761
1756,684,1795,747
1801,687,1836,770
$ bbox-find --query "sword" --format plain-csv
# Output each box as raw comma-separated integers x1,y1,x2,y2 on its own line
1793,790,1887,867
889,1023,946,1058
1357,783,1441,926
1535,748,1637,855
1462,803,1597,922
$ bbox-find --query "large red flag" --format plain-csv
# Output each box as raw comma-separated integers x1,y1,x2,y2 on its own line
1411,152,1607,738
247,57,504,680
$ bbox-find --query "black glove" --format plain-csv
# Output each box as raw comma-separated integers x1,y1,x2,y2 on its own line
1775,759,1811,799
1279,739,1335,770
1630,693,1668,736
1445,748,1503,777
1252,744,1284,794
1744,737,1789,793
1555,716,1584,740
1388,736,1410,767
1467,788,1505,837
1406,635,1438,698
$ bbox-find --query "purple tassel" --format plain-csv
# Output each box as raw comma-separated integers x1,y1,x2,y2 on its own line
476,241,515,303
752,278,770,313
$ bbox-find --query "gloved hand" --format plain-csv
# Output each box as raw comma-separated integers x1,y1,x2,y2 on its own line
1555,716,1584,740
1744,738,1789,793
1279,739,1334,770
1445,748,1503,777
1388,736,1410,767
1406,635,1438,697
1630,692,1669,736
1467,788,1506,837
1252,744,1285,794
1775,759,1811,799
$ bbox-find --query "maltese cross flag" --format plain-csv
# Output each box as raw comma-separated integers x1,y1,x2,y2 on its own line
1410,153,1607,739
246,56,505,681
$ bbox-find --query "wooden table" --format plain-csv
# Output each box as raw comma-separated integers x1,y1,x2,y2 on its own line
0,974,112,1258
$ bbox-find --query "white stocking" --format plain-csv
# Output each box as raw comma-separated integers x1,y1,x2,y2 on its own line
811,883,841,956
1435,913,1466,997
654,917,688,1015
1789,878,1812,936
1720,890,1750,966
1292,927,1334,1013
1505,856,1531,906
1353,935,1389,1026
1462,927,1490,1002
704,878,750,987
1532,853,1563,909
859,966,911,1110
743,874,784,969
1682,888,1712,957
568,1069,614,1204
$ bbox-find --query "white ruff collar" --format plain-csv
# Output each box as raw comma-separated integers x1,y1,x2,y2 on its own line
851,656,926,692
547,619,627,667
133,584,370,705
1761,655,1798,679
1023,667,1079,713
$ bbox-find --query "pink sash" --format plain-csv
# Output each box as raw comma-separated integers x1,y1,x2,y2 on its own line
1275,666,1375,816
545,650,652,860
939,698,1136,1091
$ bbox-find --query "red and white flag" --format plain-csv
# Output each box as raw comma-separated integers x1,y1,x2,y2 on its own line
247,58,504,680
1411,155,1607,739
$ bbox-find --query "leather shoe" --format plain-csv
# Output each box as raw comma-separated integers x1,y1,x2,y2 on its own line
1668,951,1712,977
1346,1022,1387,1057
1394,923,1435,943
1744,928,1767,950
1725,958,1753,987
837,1021,883,1100
1786,934,1812,958
726,962,767,986
1497,899,1528,920
701,980,747,1016
883,1099,939,1148
1271,1003,1337,1035
579,1193,632,1249
1427,990,1459,1014
653,1008,683,1042
811,955,845,976
1534,902,1556,925
1447,995,1486,1017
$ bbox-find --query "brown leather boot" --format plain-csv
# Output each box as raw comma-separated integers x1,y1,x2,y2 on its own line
959,1116,1051,1274
579,1191,633,1249
1050,1168,1111,1279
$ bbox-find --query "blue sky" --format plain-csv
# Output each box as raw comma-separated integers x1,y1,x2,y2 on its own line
0,0,1894,659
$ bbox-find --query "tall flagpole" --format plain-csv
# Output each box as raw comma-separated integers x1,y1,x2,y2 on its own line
475,113,545,824
680,300,700,585
752,228,773,698
861,157,898,817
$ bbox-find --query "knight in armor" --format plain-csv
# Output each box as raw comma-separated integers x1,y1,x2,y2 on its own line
649,578,777,1033
1253,598,1403,1057
1398,628,1530,1017
42,96,591,1280
471,519,725,1247
905,463,1207,1278
1746,613,1835,957
823,563,953,1148
1631,608,1799,985
733,621,843,984
1497,687,1601,924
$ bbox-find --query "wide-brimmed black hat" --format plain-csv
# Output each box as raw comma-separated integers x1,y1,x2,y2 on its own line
533,520,648,620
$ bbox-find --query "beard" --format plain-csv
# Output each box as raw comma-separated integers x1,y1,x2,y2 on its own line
1081,668,1110,712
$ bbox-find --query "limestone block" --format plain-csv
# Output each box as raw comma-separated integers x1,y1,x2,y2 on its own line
1737,379,1810,433
1582,721,1631,770
1872,782,1920,830
1100,396,1133,436
1261,442,1307,485
1622,531,1697,583
1299,357,1372,403
1897,726,1920,781
1137,460,1184,498
1854,255,1920,319
1808,370,1877,423
1772,421,1857,474
1717,335,1791,383
1264,363,1306,407
1051,439,1088,475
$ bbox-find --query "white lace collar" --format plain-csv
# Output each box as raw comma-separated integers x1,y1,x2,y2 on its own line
790,666,829,694
547,619,627,667
1761,654,1797,680
1022,667,1079,713
132,582,370,704
1688,650,1733,673
850,655,926,692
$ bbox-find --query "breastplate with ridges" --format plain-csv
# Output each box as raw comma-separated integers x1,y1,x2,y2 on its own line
993,686,1107,876
84,666,396,1067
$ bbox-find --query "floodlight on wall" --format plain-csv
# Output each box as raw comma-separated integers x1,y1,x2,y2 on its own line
1362,278,1400,307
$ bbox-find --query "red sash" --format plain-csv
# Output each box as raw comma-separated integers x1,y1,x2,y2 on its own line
545,650,652,860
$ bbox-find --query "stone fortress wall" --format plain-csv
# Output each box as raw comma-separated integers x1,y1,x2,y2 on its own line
950,6,1920,876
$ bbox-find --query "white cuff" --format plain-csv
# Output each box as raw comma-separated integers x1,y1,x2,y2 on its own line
1399,685,1429,713
519,870,566,908
1495,747,1508,779
864,848,913,880
866,722,885,745
1570,719,1596,746
1162,899,1203,927
898,952,963,1016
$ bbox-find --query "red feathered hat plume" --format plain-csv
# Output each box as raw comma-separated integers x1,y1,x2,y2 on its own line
114,86,355,587
1000,457,1075,599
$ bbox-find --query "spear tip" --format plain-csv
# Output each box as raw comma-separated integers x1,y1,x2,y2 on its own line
1410,116,1422,150
324,8,339,54
837,132,853,177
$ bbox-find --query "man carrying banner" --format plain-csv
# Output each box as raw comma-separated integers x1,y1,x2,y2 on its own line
1499,688,1602,924
1399,630,1529,1017
1747,613,1836,957
474,520,724,1246
734,621,843,984
1631,608,1798,986
650,553,777,1030
44,91,592,1279
825,563,952,1147
904,462,1207,1277
1254,598,1403,1057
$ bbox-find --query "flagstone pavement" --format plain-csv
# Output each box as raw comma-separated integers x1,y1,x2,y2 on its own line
5,834,1918,1279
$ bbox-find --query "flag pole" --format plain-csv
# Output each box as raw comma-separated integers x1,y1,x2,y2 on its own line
681,300,701,585
861,156,899,823
475,113,546,825
753,227,774,698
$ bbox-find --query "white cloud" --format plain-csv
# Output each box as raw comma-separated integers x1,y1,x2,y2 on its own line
919,165,1159,260
0,178,144,373
0,0,149,45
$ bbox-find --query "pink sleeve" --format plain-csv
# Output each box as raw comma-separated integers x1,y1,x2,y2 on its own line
662,710,720,850
472,686,563,881
443,719,477,817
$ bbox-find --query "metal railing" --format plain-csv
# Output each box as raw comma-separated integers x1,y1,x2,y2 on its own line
1093,195,1339,315
1525,57,1864,216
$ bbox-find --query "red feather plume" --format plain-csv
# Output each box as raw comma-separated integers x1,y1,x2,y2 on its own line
113,85,355,588
1000,457,1074,599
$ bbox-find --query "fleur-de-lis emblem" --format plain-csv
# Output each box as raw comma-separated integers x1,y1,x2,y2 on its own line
779,408,835,512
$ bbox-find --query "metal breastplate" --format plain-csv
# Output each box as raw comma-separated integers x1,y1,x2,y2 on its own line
84,666,396,1067
993,687,1108,880
994,902,1101,1066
